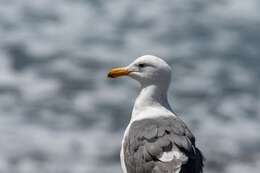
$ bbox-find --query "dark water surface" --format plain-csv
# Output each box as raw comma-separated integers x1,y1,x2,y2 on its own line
0,0,259,173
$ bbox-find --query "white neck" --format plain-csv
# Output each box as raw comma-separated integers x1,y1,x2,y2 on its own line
131,84,174,122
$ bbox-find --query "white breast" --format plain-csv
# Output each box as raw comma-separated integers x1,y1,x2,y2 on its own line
120,124,130,173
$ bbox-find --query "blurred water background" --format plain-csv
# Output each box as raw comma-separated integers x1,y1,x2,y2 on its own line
0,0,260,173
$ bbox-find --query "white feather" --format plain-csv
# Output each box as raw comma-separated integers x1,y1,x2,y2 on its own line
119,55,182,173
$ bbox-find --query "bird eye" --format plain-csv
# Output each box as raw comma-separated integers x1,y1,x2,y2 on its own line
138,63,146,68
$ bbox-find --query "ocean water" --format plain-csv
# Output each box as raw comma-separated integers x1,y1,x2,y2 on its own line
0,0,259,173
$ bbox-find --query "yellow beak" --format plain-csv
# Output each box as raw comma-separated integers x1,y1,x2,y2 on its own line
107,67,130,78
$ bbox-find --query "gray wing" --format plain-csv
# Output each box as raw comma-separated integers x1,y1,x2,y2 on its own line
124,117,204,173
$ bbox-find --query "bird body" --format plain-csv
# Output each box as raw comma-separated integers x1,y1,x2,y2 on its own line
108,55,204,173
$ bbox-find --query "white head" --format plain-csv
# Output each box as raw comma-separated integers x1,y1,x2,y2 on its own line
108,55,172,90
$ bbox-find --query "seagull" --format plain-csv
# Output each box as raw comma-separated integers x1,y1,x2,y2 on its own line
107,55,204,173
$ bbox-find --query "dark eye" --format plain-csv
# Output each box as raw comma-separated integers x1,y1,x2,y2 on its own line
138,63,146,68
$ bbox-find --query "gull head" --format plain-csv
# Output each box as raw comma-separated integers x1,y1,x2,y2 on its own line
108,55,172,88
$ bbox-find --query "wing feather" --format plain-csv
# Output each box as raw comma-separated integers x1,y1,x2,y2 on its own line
124,116,204,173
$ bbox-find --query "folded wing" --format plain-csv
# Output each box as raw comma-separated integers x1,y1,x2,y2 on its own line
124,116,204,173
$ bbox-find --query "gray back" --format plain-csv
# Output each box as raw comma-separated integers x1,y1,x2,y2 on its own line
124,116,204,173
